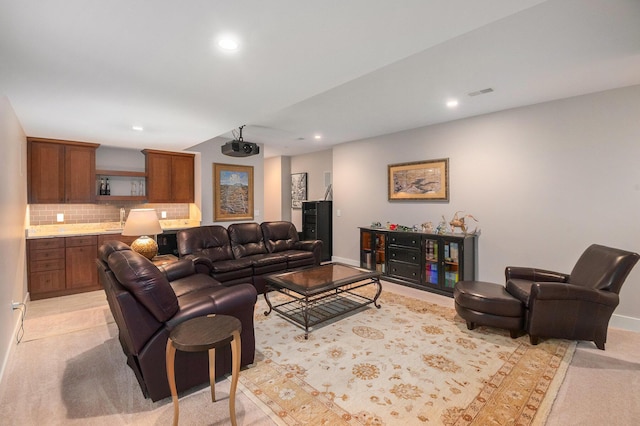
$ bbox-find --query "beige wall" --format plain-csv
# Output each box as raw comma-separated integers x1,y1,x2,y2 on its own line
331,85,640,330
264,156,291,222
0,96,28,384
290,149,333,230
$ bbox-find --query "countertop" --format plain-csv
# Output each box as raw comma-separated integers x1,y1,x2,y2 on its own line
26,219,200,239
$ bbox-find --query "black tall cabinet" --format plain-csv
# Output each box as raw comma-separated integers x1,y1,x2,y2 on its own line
302,201,332,261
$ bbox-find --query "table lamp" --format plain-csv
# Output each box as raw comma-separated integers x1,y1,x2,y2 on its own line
122,208,163,259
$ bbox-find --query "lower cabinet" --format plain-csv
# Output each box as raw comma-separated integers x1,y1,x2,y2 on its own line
359,227,478,297
27,238,66,298
28,235,99,300
65,236,98,291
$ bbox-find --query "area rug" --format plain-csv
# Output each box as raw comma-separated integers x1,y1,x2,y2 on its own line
239,289,576,425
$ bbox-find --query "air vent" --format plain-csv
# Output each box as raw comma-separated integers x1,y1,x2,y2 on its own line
468,88,494,97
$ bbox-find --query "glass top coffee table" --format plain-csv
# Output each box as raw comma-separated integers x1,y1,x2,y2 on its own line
264,263,382,339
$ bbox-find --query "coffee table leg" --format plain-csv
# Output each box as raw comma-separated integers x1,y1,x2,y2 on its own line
263,291,273,316
229,330,242,426
209,348,216,402
166,340,179,426
373,278,382,309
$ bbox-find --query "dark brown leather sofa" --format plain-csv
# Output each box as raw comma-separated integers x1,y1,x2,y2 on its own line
177,221,323,293
97,240,257,401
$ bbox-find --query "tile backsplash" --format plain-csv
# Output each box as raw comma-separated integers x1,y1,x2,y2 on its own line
29,202,190,226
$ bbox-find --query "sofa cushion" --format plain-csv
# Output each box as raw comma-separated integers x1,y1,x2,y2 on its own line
170,273,221,297
108,249,179,322
177,225,235,262
261,221,299,253
228,222,268,258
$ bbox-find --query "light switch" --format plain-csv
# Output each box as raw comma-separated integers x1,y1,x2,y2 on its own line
336,209,341,217
161,211,167,219
254,209,260,217
56,213,64,222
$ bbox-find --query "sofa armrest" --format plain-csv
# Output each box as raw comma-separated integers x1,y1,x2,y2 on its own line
505,266,569,283
296,239,323,265
181,254,214,274
531,282,619,306
160,259,197,281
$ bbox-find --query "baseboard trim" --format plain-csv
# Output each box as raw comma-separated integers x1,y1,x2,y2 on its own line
0,292,29,387
610,313,640,333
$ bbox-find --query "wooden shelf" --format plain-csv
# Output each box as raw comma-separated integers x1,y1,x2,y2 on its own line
95,195,146,202
96,169,146,177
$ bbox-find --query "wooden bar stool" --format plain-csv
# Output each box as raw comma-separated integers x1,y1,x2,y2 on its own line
166,314,242,426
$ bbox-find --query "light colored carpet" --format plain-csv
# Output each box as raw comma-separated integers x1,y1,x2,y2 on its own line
243,289,574,425
2,283,639,425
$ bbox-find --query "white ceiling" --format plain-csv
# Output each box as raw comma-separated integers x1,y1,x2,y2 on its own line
2,0,639,158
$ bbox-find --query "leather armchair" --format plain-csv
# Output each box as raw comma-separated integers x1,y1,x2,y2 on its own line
97,240,257,401
505,244,639,349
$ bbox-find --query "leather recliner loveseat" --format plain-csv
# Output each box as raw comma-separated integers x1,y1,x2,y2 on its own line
177,221,323,293
97,240,258,401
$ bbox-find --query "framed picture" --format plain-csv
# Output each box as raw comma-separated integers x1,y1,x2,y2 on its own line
213,163,254,221
388,158,449,201
291,172,307,208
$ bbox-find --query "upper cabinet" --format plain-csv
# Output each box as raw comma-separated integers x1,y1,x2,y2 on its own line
143,149,195,203
28,137,99,204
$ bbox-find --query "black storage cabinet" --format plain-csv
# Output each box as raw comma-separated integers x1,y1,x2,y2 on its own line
302,200,332,261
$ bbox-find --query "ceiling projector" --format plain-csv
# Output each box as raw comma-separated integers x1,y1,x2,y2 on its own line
221,125,260,157
221,140,259,157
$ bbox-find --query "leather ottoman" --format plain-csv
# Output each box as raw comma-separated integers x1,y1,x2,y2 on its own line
453,280,524,338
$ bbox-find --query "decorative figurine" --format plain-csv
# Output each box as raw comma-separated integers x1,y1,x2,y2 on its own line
421,221,434,233
436,217,449,235
449,211,479,235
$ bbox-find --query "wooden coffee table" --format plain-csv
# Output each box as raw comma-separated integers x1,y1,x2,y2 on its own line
264,263,382,338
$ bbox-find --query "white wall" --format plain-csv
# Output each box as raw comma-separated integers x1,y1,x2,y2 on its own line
188,137,264,226
264,156,291,222
0,96,28,384
290,149,333,230
332,85,640,329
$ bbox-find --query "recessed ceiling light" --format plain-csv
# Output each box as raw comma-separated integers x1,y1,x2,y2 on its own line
446,99,459,108
314,134,322,140
132,125,144,131
218,37,239,51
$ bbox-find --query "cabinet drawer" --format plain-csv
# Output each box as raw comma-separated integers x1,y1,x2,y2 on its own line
388,233,421,248
388,247,420,264
29,248,65,262
29,238,65,250
30,258,65,272
29,270,66,294
388,261,421,283
66,235,98,247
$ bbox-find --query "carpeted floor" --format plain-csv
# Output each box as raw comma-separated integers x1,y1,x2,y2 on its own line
1,282,639,425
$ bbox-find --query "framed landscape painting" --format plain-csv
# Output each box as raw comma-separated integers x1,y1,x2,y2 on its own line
213,163,254,221
388,158,449,201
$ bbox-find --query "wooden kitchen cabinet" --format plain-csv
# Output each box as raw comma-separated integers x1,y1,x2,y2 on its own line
28,137,99,203
143,149,194,203
28,235,99,300
65,236,98,291
27,238,66,300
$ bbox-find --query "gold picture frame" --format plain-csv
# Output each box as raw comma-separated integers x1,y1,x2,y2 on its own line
213,163,254,221
388,158,449,201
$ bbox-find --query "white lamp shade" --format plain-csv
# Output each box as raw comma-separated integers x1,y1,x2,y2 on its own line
122,209,162,236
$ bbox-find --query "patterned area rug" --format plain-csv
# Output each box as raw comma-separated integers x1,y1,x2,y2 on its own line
239,288,575,425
